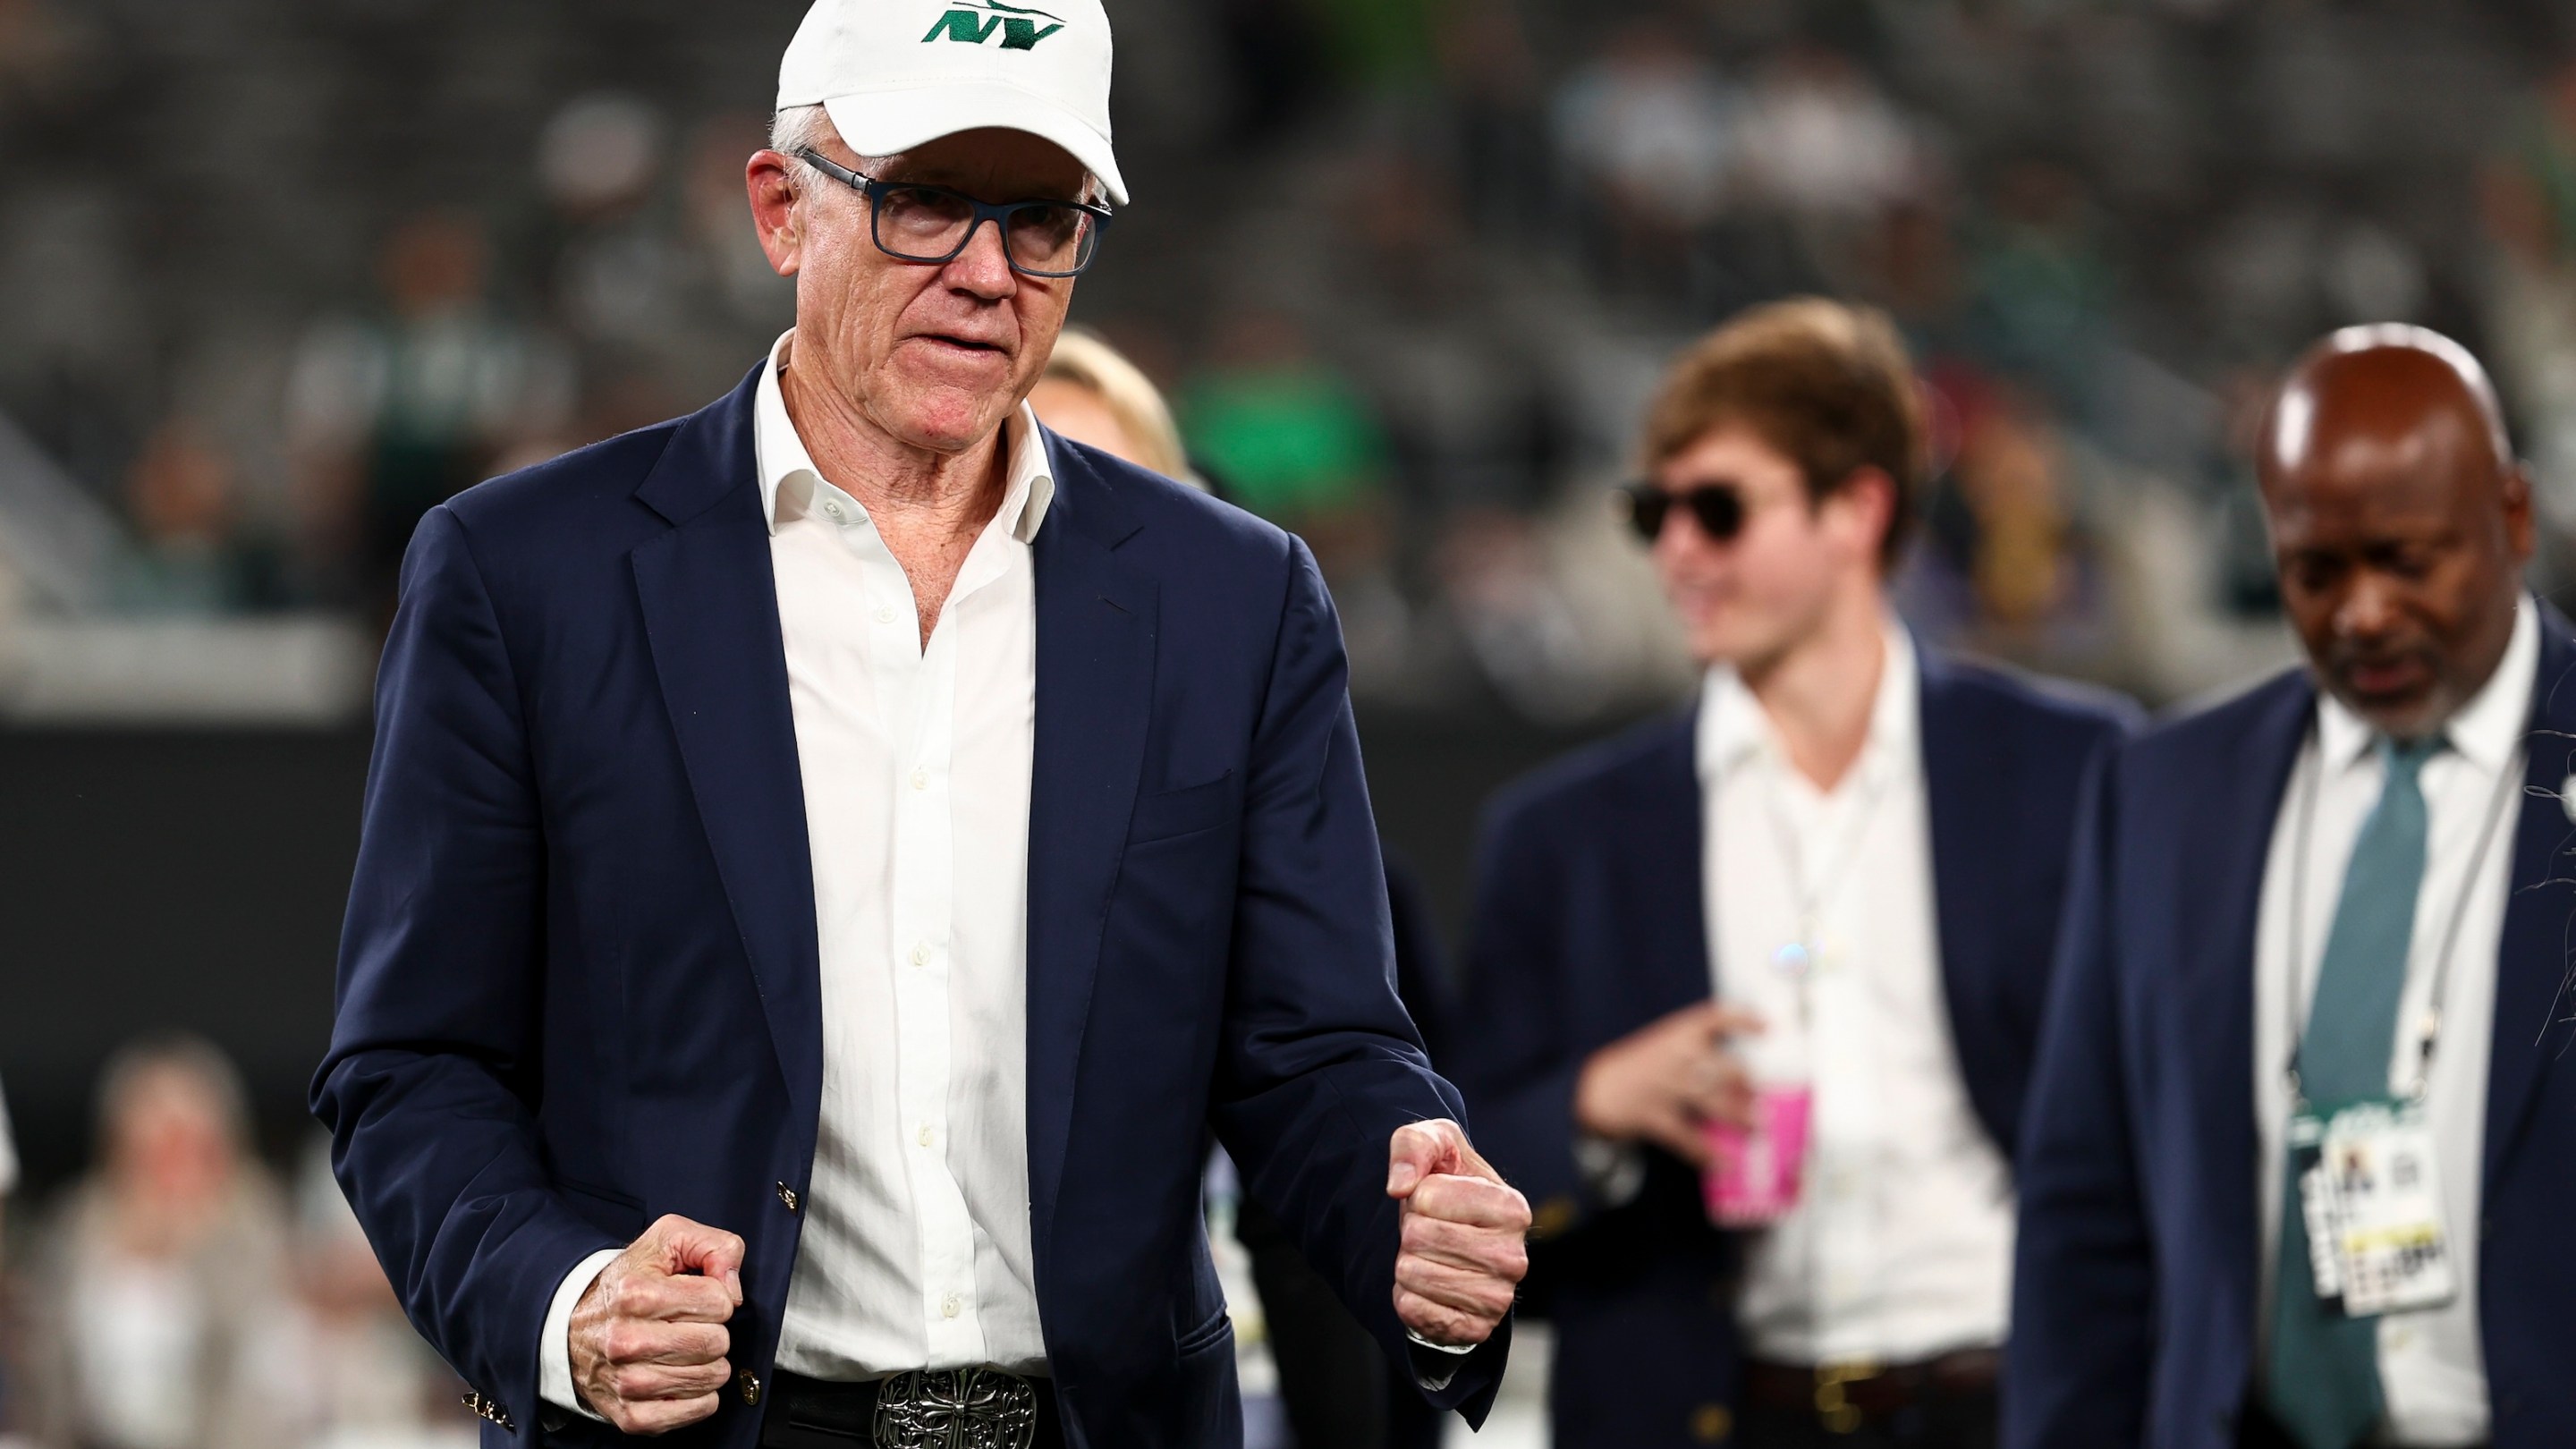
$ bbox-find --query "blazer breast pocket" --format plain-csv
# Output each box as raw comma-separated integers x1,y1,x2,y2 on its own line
1127,772,1234,845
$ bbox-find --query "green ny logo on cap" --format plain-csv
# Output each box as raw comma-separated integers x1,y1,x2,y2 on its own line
923,0,1065,50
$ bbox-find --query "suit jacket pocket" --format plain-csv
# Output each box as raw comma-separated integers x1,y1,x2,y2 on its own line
1128,772,1234,845
1175,1303,1236,1359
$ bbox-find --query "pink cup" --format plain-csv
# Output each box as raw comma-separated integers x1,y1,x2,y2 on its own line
1703,1084,1814,1227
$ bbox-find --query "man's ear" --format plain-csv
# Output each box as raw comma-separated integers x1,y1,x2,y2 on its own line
1826,467,1899,564
747,151,803,279
2504,461,2538,564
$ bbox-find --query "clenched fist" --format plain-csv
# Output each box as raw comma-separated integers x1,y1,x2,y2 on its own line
1386,1119,1531,1349
570,1214,745,1435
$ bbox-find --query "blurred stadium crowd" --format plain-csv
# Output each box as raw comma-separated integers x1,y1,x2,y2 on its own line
0,0,2566,724
6,0,2576,1445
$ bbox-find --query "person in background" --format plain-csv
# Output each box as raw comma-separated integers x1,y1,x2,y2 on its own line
1450,298,2133,1449
1028,326,1195,484
1029,322,1448,1449
277,1137,469,1446
2009,327,2576,1449
20,1037,294,1449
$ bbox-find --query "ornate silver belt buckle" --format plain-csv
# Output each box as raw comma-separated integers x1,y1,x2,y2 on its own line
872,1368,1038,1449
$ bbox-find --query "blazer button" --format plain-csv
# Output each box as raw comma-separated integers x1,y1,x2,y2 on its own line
777,1182,800,1212
739,1370,763,1405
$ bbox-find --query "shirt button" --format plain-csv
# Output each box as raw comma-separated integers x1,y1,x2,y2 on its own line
941,1294,962,1319
919,1126,935,1148
910,768,929,792
776,1182,800,1212
875,606,898,624
911,942,931,968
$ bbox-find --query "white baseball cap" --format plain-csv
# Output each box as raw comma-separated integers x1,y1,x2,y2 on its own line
777,0,1127,207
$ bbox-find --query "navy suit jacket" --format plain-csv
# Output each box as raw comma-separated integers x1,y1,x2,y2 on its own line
2007,605,2576,1449
1447,648,2133,1448
310,367,1505,1448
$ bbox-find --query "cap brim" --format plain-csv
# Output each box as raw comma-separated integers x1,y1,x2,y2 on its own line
822,86,1127,206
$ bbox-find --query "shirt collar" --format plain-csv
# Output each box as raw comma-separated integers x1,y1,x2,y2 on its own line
751,329,1056,544
1696,615,1920,786
2314,592,2537,777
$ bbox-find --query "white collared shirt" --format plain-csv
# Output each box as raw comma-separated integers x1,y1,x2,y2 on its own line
1699,622,2018,1366
2251,596,2536,1447
544,332,1053,1412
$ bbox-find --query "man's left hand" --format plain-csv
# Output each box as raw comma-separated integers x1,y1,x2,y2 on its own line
1386,1119,1531,1348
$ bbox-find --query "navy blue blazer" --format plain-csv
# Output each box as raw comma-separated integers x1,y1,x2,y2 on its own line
310,367,1505,1448
2007,605,2576,1449
1447,648,2133,1448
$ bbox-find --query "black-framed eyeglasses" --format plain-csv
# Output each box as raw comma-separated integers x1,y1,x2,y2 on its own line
796,148,1114,279
1619,480,1747,544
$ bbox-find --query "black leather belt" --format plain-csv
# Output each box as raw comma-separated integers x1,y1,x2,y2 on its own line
760,1368,1063,1449
1742,1349,2002,1434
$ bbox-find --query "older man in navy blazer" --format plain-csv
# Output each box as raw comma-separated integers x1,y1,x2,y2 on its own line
309,4,1527,1445
1451,301,2133,1449
2009,327,2576,1449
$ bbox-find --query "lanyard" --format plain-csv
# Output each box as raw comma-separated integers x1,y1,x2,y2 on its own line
1758,755,1891,983
2282,726,2521,1107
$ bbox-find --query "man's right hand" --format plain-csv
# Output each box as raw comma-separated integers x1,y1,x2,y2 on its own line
1573,1001,1764,1166
569,1214,746,1435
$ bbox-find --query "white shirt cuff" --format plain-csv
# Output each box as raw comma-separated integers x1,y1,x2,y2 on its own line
1406,1327,1479,1355
541,1250,623,1420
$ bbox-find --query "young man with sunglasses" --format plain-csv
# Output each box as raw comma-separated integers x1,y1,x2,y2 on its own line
312,3,1526,1445
1449,299,2133,1448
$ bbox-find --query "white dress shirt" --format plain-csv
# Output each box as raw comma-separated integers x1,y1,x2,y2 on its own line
544,333,1054,1412
2251,596,2534,1447
1699,622,2017,1366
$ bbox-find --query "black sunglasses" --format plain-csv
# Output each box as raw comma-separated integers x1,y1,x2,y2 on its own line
1619,481,1747,544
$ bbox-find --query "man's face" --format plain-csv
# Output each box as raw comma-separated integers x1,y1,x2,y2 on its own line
2265,417,2531,739
753,127,1086,453
1648,425,1882,669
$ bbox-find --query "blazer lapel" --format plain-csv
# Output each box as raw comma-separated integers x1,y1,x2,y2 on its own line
2188,673,2316,1326
1023,436,1157,1245
2481,605,2576,1190
1915,648,2013,1142
1616,713,1712,1011
628,369,825,1135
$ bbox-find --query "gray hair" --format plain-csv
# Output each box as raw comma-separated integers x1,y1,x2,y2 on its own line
770,104,863,194
767,103,1107,206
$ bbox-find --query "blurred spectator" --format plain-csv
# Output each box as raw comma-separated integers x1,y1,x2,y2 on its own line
1304,0,1440,95
1551,19,1738,292
1731,45,1925,225
1029,328,1197,483
1961,161,2114,424
273,1140,469,1449
18,1037,295,1449
2481,57,2576,538
1184,309,1391,527
1899,371,2111,674
284,213,572,606
1182,309,1411,685
108,419,277,614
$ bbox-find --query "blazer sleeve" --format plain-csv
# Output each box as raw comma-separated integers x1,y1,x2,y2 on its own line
309,506,622,1439
1446,797,1597,1233
2004,749,2156,1448
1206,538,1508,1426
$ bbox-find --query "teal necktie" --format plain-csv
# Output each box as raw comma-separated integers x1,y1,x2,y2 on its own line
2264,735,2438,1449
